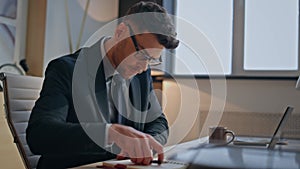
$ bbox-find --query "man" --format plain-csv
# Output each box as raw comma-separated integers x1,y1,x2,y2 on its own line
26,1,179,168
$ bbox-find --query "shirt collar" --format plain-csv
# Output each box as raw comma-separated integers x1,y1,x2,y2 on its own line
100,36,116,82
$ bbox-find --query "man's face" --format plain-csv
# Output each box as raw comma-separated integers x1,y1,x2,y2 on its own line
114,25,164,79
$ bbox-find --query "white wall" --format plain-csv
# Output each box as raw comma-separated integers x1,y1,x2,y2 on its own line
163,78,300,145
43,0,118,72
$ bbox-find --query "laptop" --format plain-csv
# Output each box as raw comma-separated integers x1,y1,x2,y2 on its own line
233,106,294,149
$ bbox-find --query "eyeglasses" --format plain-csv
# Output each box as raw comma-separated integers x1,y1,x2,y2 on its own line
126,23,162,66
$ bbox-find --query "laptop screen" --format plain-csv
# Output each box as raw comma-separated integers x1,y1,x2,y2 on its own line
267,106,294,149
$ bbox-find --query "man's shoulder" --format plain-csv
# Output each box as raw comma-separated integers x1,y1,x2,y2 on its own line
43,52,82,81
50,51,79,67
46,50,82,72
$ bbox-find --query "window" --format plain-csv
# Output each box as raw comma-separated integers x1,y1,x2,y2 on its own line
244,0,298,71
0,0,28,71
172,0,299,77
174,0,233,75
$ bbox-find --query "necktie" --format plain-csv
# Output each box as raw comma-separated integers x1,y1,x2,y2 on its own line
110,74,128,124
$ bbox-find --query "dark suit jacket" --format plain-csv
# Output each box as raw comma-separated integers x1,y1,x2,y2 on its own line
26,39,169,169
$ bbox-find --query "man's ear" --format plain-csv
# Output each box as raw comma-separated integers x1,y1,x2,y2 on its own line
115,22,128,40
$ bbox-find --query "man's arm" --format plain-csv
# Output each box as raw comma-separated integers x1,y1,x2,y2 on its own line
140,71,169,145
26,58,107,155
143,90,169,145
105,71,168,165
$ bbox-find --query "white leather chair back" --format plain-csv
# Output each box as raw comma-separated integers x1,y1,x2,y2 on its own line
0,73,43,169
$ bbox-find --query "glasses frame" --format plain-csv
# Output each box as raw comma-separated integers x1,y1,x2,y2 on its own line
125,23,162,66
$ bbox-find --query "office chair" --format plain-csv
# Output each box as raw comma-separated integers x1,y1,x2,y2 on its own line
0,73,43,169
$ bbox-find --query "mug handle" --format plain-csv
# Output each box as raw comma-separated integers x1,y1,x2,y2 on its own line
225,130,235,144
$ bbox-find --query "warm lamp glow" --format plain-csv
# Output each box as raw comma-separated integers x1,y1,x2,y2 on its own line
77,0,119,22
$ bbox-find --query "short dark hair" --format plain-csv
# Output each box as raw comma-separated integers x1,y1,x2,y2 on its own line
124,1,179,49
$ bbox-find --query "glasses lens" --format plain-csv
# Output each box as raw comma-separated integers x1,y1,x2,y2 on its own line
148,56,162,66
148,60,161,66
134,52,162,66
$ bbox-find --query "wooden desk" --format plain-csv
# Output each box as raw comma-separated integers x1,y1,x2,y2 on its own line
0,92,25,169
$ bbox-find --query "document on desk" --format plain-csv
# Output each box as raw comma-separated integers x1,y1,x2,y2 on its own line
102,159,188,169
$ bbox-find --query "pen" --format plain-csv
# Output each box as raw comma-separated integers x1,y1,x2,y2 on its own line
151,160,164,165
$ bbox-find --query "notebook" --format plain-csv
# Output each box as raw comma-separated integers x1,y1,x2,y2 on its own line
233,106,294,149
102,159,188,169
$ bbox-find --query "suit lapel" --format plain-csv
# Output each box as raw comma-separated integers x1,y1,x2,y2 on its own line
84,38,110,122
95,62,109,122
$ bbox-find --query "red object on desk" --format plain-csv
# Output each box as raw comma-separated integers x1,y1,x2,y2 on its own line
96,163,127,169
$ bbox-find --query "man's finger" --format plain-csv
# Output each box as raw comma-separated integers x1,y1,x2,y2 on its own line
117,151,128,160
157,152,164,164
148,136,164,163
140,137,153,165
134,138,144,164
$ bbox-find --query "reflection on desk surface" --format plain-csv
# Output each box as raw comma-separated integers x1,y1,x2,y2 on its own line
171,146,300,169
165,137,300,169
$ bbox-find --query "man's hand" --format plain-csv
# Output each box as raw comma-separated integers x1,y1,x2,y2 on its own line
108,124,164,165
